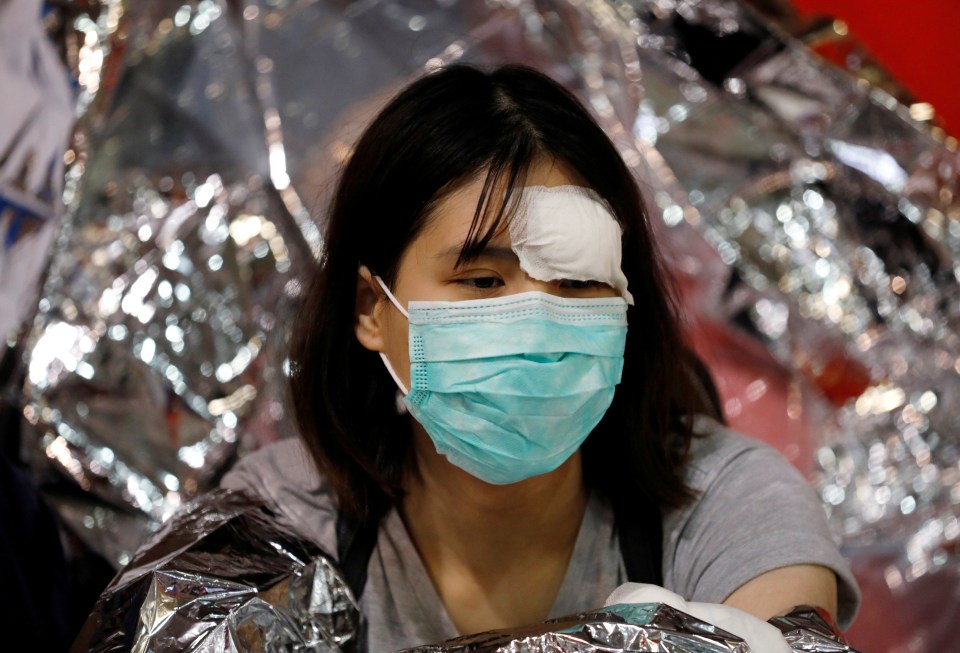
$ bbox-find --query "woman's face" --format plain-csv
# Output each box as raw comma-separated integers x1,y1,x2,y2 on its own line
357,158,620,391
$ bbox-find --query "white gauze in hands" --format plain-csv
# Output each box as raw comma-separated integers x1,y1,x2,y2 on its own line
509,186,634,305
604,583,792,653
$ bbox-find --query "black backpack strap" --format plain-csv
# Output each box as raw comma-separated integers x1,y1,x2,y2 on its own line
336,511,381,601
614,500,663,586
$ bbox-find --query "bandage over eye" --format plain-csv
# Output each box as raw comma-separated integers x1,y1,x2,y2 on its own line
509,185,634,305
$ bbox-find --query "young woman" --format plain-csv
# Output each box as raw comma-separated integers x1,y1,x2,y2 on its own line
222,64,858,651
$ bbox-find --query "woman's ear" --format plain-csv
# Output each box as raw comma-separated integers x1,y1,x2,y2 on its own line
355,265,386,352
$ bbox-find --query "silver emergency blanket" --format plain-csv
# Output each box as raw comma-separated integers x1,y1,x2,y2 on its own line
71,489,362,653
72,488,857,653
769,607,860,653
19,1,960,651
400,604,860,653
401,604,751,653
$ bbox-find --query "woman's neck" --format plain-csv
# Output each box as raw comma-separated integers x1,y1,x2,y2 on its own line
400,428,588,633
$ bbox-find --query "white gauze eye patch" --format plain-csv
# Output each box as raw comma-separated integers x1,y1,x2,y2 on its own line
508,185,634,305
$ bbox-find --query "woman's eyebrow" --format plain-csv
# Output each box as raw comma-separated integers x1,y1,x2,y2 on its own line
436,244,519,263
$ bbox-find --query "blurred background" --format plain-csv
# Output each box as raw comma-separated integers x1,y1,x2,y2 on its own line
1,0,958,650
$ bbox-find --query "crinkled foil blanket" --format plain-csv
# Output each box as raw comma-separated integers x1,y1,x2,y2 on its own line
73,490,857,653
22,0,960,650
404,606,860,653
73,490,363,653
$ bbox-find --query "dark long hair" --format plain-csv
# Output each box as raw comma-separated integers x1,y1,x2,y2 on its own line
290,64,721,521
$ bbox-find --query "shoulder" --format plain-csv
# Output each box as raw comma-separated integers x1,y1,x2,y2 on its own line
220,438,338,555
667,417,824,561
678,416,783,491
222,438,322,491
662,416,860,629
673,416,813,504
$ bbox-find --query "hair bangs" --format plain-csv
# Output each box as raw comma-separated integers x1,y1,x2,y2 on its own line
454,126,541,268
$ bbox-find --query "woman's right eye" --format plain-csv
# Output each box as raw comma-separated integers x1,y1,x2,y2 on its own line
456,276,502,290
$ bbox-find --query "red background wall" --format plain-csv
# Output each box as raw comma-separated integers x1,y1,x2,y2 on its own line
790,0,960,135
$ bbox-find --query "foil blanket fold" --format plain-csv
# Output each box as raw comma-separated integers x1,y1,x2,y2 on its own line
401,604,860,653
71,489,363,653
72,491,858,653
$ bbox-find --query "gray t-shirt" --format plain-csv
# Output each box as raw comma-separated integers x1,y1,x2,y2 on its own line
221,418,859,650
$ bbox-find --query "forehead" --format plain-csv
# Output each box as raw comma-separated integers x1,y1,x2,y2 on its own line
421,159,583,249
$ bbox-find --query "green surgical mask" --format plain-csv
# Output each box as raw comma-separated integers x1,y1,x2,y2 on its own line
376,277,627,485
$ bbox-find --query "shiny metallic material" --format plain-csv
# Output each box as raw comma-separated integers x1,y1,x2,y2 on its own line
770,607,859,653
72,489,362,653
399,603,862,653
401,604,748,652
23,0,313,566
625,5,959,651
73,499,858,653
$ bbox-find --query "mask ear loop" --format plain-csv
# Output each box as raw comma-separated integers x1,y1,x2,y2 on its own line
373,275,409,318
373,275,410,396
